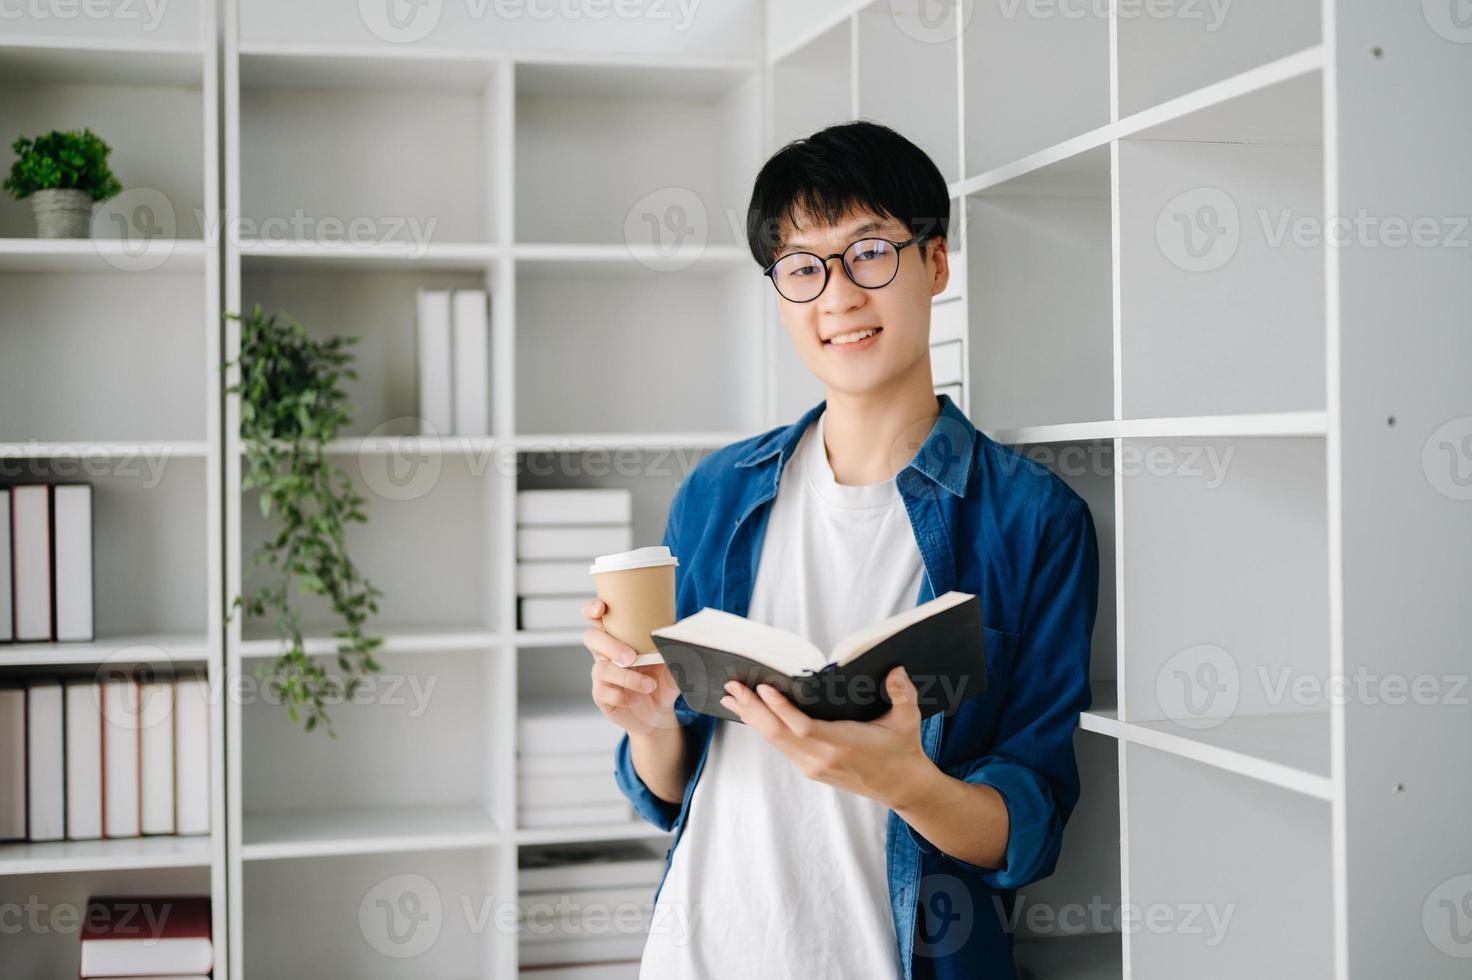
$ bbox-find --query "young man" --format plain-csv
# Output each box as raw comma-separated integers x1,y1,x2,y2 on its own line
583,121,1099,979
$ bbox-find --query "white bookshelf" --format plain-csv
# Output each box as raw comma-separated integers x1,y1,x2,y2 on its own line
0,5,228,978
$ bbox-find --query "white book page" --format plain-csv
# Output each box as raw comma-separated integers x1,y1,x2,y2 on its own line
830,590,974,666
651,607,826,675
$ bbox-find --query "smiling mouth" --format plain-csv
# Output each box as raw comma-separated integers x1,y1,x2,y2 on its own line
825,327,882,346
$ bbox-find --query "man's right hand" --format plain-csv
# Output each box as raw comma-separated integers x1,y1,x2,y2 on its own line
584,598,683,737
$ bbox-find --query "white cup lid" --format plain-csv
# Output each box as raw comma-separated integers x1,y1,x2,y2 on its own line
588,546,679,575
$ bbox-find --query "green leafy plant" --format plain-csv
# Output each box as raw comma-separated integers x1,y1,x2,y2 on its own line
3,128,123,201
226,304,382,736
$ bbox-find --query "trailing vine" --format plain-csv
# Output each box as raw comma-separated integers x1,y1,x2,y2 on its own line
226,304,382,735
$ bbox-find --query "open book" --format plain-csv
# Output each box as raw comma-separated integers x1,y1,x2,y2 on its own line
641,591,987,723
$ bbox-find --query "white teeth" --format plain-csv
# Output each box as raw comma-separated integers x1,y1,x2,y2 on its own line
829,328,878,345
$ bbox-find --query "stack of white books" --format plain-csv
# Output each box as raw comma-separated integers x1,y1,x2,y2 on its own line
416,288,491,437
79,895,212,979
2,483,93,643
516,489,632,631
0,673,211,842
517,699,633,829
517,839,666,973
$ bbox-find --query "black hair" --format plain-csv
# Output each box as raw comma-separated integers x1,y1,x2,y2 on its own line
744,120,950,269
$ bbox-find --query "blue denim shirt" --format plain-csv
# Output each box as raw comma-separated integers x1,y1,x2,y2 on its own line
613,393,1099,979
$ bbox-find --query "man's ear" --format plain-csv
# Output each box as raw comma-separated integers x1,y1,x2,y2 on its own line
926,237,950,299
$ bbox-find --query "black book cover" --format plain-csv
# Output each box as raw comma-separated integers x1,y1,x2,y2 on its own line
652,594,988,724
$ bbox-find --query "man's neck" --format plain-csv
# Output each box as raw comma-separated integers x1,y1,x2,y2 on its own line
820,368,941,487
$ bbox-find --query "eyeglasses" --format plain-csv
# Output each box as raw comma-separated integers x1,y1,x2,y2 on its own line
762,236,924,303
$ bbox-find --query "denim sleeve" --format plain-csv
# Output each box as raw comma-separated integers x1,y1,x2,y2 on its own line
612,473,702,831
907,497,1100,889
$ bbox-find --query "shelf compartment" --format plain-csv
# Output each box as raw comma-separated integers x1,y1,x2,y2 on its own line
1119,75,1324,420
856,0,960,184
1116,0,1320,118
1123,711,1331,799
770,17,852,148
1120,436,1328,741
0,836,212,877
243,803,500,861
243,848,502,980
239,61,504,246
0,238,206,273
966,148,1111,430
962,0,1108,176
242,650,501,820
1124,743,1331,979
0,633,209,668
1016,931,1123,980
514,261,763,435
240,625,499,659
983,412,1328,446
241,262,495,439
0,269,206,443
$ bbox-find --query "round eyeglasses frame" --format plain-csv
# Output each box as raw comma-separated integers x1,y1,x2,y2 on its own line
762,236,925,303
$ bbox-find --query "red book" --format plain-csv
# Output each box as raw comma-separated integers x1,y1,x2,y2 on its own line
79,896,212,978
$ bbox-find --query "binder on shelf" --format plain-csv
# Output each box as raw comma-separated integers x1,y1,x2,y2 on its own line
452,288,491,437
517,525,632,562
517,801,635,830
0,488,11,642
520,596,591,631
518,772,627,809
53,483,94,642
11,484,52,642
101,678,141,838
519,700,624,756
416,288,454,437
174,674,211,836
0,686,24,840
65,678,104,840
26,680,64,842
517,489,632,526
140,681,175,836
517,560,599,597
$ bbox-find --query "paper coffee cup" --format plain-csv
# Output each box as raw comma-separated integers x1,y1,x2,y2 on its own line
589,546,679,656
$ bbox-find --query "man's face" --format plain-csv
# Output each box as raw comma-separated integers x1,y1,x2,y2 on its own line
769,207,949,398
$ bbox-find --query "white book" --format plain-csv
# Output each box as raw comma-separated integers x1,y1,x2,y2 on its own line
517,934,648,965
53,484,94,641
11,485,51,642
513,963,641,980
518,802,633,830
519,772,626,808
0,488,12,641
517,525,632,562
517,560,598,597
139,682,175,835
65,679,103,840
517,750,615,778
451,288,491,436
0,687,24,840
519,845,667,894
26,681,64,841
517,489,632,526
520,596,591,631
102,679,141,838
174,676,211,836
518,885,653,921
416,288,454,437
519,700,624,756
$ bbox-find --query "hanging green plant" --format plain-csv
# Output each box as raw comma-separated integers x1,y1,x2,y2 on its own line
225,304,383,736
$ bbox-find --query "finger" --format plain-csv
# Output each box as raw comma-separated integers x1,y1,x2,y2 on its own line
872,666,921,730
753,683,816,738
592,680,628,709
721,681,795,749
582,598,606,621
592,659,658,694
583,626,638,666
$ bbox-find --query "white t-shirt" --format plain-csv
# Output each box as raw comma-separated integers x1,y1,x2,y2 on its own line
640,409,926,980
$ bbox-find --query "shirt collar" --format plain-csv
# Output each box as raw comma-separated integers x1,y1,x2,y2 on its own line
733,392,975,498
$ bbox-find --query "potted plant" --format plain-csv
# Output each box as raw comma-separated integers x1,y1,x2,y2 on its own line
3,128,123,238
